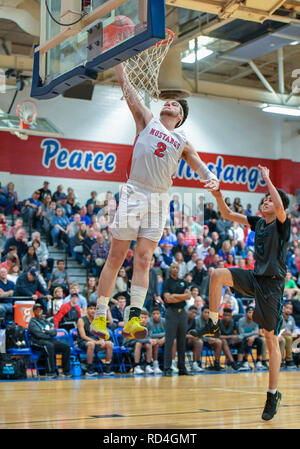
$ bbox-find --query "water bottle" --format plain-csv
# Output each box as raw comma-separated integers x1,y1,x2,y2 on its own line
71,360,82,377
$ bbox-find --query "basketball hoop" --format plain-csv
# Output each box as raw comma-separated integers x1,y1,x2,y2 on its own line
16,100,38,130
122,29,175,103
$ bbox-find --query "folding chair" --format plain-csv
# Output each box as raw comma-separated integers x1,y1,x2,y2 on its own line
113,327,133,373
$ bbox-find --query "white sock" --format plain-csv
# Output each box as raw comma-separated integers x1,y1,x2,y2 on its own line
130,285,147,310
268,389,277,395
95,296,110,318
209,311,219,324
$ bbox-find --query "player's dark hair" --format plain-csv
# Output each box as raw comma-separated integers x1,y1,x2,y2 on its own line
151,307,161,313
188,306,198,312
265,188,289,210
201,305,210,312
175,99,189,128
223,308,232,315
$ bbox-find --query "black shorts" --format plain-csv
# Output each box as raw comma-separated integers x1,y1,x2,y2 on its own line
229,268,284,334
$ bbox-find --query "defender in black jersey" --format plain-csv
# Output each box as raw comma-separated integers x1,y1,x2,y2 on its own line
197,165,290,421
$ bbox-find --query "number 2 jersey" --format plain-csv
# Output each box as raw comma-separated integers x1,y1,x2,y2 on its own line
127,117,187,192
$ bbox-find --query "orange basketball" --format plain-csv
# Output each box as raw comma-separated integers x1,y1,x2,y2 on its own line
102,15,135,51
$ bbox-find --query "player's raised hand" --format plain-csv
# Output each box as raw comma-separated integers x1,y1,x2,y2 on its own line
258,164,270,182
203,178,220,192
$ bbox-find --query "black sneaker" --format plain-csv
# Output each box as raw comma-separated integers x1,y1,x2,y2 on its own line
85,367,98,377
231,361,239,371
102,363,114,376
262,391,282,421
164,369,173,377
189,318,221,338
286,360,296,369
178,369,193,376
46,372,57,379
62,372,73,378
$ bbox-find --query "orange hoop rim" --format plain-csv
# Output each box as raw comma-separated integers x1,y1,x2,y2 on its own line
155,28,174,47
16,99,38,124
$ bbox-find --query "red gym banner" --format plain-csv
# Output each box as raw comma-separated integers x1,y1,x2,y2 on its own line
0,132,298,194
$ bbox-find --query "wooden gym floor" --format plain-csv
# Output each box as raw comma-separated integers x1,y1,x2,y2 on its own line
0,370,300,429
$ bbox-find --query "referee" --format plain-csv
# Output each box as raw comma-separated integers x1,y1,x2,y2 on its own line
162,262,192,376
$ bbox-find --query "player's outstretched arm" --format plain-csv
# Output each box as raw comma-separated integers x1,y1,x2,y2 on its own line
211,189,249,226
258,164,286,223
181,141,219,191
114,63,153,134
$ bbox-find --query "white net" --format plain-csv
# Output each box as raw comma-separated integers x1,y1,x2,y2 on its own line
16,100,38,125
122,29,174,103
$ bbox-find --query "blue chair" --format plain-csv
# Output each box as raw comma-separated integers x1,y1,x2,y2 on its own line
68,327,105,373
113,327,133,373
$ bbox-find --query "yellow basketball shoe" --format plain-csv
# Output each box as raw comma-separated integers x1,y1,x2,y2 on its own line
122,317,148,340
90,316,110,340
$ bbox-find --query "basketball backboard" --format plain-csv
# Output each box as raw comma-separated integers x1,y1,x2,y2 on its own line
31,0,166,100
0,113,64,140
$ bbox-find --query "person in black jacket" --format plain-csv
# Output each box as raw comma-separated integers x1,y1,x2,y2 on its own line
14,268,51,313
28,303,72,378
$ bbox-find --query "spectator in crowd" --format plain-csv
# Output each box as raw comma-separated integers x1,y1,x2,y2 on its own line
111,295,127,328
224,254,237,269
244,250,255,270
280,302,297,368
233,197,243,213
58,194,73,218
28,231,54,278
41,200,56,245
77,302,114,376
21,245,39,273
165,226,177,246
63,283,87,315
186,251,198,272
67,213,82,242
77,206,91,226
191,259,207,290
91,232,109,277
86,191,97,207
149,307,165,374
183,226,197,247
246,230,255,252
125,309,153,375
173,251,187,279
218,240,236,261
171,233,187,257
7,218,23,239
0,214,7,235
7,262,20,285
245,203,252,216
186,285,205,309
82,277,97,304
186,306,204,372
216,215,232,241
51,207,70,249
53,292,81,331
0,223,7,258
186,216,203,240
72,222,87,262
112,266,129,299
52,185,65,203
144,257,163,312
158,243,174,278
67,191,80,215
183,244,195,264
190,306,224,371
284,271,300,299
204,202,218,233
162,262,191,376
0,267,14,322
210,231,221,253
48,286,64,316
204,248,216,268
3,228,27,261
238,306,265,371
6,182,19,213
0,183,14,215
14,268,51,313
48,259,70,296
219,308,242,370
169,194,181,225
199,266,215,305
28,303,72,378
23,190,43,230
122,248,134,276
82,227,96,268
38,181,51,201
219,289,240,316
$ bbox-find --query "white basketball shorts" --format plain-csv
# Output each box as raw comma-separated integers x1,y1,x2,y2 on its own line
111,181,169,243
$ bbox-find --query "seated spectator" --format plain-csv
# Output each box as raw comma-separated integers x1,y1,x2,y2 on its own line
233,197,243,213
125,309,153,375
38,181,51,201
0,223,7,258
219,308,242,370
78,206,91,226
3,228,27,262
28,231,54,279
48,286,64,316
111,295,127,328
72,222,87,262
284,271,300,299
244,250,255,270
63,283,87,315
191,306,224,371
0,184,14,215
191,259,207,290
77,302,114,376
210,231,221,253
183,226,197,247
183,272,193,289
113,266,129,298
204,202,218,233
237,258,246,270
218,240,236,261
219,289,240,316
204,247,216,268
0,267,14,322
237,306,264,370
228,222,245,254
86,191,97,207
57,194,72,218
171,233,187,257
158,243,174,278
7,263,20,285
224,254,237,269
51,207,70,249
86,202,95,220
48,259,70,296
149,307,165,374
169,194,181,225
165,226,177,246
21,245,39,273
186,251,198,272
186,285,205,309
67,212,82,244
280,302,298,368
23,190,42,230
186,306,204,372
82,227,96,268
246,230,255,252
14,268,51,313
7,217,23,239
7,182,20,213
82,277,97,304
41,200,56,245
52,184,65,202
183,244,195,264
54,292,81,331
1,252,18,272
28,303,72,378
91,232,109,277
174,251,187,279
67,191,80,215
196,237,211,260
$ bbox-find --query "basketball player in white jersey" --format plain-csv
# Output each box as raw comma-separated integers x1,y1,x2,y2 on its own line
90,62,219,340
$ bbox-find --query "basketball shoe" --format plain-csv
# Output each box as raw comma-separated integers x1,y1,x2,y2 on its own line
122,317,148,339
90,316,110,340
189,318,221,338
262,391,282,421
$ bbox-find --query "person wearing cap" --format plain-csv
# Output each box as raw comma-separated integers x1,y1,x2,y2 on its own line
58,194,73,218
38,181,51,201
28,303,72,378
23,190,43,231
14,268,51,313
53,292,81,331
